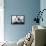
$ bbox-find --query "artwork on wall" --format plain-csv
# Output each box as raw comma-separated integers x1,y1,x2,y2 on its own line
11,15,25,24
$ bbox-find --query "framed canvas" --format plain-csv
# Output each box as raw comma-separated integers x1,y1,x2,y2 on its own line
11,15,25,24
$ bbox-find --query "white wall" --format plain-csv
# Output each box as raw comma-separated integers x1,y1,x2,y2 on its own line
0,0,4,42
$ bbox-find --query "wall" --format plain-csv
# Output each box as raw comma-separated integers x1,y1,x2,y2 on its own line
0,0,4,42
4,0,40,42
40,0,46,27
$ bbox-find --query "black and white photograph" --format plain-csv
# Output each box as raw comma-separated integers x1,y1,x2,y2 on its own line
11,15,25,24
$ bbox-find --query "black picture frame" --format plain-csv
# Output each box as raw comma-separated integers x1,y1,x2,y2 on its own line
11,15,25,24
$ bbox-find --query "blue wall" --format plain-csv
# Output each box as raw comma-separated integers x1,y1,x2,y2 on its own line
4,0,40,42
40,0,46,27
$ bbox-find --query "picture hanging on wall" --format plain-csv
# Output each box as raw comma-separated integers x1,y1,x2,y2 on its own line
11,15,25,24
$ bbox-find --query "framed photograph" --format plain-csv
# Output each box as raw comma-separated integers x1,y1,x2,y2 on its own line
11,15,25,24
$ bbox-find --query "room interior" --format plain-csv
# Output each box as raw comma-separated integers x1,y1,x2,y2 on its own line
0,0,46,46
